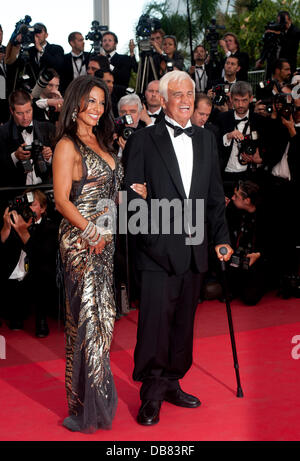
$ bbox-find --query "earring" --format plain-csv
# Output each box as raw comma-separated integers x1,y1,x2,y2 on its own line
72,108,78,122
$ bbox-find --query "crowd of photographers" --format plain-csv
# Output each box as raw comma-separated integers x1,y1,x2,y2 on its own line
0,10,299,336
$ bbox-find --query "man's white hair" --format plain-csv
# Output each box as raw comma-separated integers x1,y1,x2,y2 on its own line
159,70,195,101
118,94,143,113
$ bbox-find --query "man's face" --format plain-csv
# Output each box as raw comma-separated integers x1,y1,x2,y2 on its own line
193,46,206,62
43,77,60,98
30,197,46,221
102,72,114,94
161,78,194,127
224,35,238,52
102,34,116,53
191,101,212,127
231,187,249,210
145,81,161,109
224,57,240,77
150,31,163,48
71,33,85,53
87,60,100,76
35,28,48,46
11,102,33,127
231,93,252,117
279,62,291,82
119,104,140,128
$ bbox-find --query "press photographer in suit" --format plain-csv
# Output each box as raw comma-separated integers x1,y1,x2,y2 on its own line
124,70,232,426
0,89,55,187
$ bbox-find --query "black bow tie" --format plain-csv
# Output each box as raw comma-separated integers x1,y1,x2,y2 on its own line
165,120,195,138
18,125,33,134
149,113,159,118
73,55,83,61
196,65,204,69
235,117,248,123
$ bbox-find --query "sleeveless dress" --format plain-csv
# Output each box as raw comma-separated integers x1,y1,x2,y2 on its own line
59,140,123,433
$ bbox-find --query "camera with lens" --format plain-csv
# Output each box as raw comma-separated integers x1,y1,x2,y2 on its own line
136,14,161,53
31,68,56,99
212,83,230,106
230,248,250,271
205,18,225,61
14,16,43,49
274,92,294,120
85,20,108,54
237,131,259,169
22,140,47,177
114,115,135,140
8,190,35,223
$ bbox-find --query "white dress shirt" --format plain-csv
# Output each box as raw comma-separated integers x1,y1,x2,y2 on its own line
224,110,250,173
71,52,86,79
195,65,207,93
165,115,193,197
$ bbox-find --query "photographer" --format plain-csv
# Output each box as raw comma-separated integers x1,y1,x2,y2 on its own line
0,188,58,336
256,11,300,77
216,81,272,196
60,31,90,94
189,45,210,93
33,68,63,124
219,33,249,82
0,89,55,187
116,93,152,155
159,35,185,76
224,180,271,305
6,21,64,91
256,58,291,104
262,87,300,285
102,31,137,87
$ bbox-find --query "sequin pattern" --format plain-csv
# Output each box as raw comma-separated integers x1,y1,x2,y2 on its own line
59,141,123,433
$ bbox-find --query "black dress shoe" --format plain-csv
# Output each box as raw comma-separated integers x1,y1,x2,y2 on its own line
137,400,161,426
164,389,201,408
9,319,24,331
36,319,49,338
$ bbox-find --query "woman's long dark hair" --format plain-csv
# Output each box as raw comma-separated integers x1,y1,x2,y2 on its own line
55,75,115,153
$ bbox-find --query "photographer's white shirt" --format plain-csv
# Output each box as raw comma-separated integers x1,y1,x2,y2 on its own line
224,110,250,173
11,124,42,185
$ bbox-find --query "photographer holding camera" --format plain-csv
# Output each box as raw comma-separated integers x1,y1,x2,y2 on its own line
115,93,152,155
256,11,300,78
33,68,63,124
0,188,58,336
0,89,55,187
216,81,273,196
224,180,271,305
219,33,249,82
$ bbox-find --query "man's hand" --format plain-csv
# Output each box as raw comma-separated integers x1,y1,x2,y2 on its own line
227,129,244,142
117,136,127,151
246,252,260,267
215,244,234,262
47,98,64,112
1,207,12,243
42,146,53,162
281,114,297,137
15,144,31,162
140,104,152,126
10,210,32,244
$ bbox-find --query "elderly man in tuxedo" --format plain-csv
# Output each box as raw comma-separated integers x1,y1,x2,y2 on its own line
123,70,232,426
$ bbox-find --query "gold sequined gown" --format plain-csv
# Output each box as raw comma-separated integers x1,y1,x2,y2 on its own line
59,140,123,433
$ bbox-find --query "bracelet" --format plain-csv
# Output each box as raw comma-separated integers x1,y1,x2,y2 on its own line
81,221,102,246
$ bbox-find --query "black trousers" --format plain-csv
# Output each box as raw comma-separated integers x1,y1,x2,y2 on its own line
133,267,204,401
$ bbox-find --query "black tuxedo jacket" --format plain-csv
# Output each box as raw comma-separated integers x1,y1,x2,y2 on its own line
0,118,56,187
147,107,165,124
60,51,90,94
110,52,137,87
215,109,273,172
28,42,64,84
123,120,230,275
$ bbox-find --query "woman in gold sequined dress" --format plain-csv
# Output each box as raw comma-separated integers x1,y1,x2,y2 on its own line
53,76,123,433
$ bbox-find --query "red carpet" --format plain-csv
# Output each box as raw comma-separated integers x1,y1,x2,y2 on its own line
1,292,300,442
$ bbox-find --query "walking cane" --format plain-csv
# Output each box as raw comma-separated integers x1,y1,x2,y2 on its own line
219,246,244,398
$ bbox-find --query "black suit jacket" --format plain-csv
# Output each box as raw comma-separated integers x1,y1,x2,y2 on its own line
215,108,273,172
123,120,230,275
0,118,56,187
28,42,64,86
60,51,90,94
110,52,137,87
